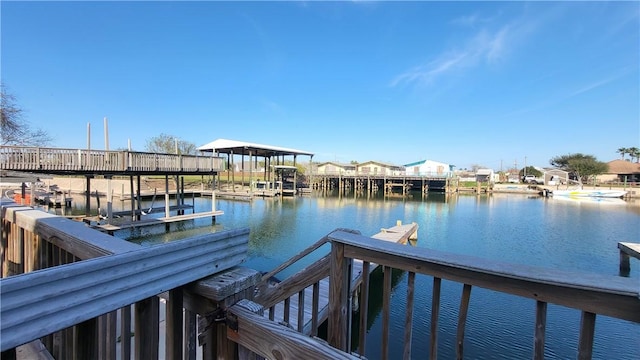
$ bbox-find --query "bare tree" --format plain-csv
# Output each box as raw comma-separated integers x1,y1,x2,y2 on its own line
145,133,197,155
1,85,52,146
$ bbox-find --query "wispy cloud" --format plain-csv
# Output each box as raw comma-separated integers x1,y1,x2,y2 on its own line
450,12,499,27
569,70,629,98
391,15,533,88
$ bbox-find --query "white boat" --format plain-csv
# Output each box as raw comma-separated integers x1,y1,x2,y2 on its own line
551,196,627,205
551,188,627,198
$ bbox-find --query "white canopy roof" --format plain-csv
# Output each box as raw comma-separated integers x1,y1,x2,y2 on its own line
198,138,314,158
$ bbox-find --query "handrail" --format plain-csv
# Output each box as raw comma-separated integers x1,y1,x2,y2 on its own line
326,230,640,359
0,228,249,351
328,230,639,322
258,228,360,284
256,254,330,309
0,145,224,173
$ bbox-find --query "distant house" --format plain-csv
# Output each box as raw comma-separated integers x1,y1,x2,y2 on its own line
403,160,453,178
315,162,357,175
357,161,404,176
601,160,640,183
475,168,495,183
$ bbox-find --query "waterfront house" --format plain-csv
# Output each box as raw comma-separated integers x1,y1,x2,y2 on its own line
315,162,357,175
403,159,453,177
601,159,640,183
356,161,404,176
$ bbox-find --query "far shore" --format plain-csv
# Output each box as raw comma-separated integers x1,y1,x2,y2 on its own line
1,175,638,199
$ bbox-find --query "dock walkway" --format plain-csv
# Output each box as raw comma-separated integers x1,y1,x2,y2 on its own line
618,242,640,273
264,222,418,335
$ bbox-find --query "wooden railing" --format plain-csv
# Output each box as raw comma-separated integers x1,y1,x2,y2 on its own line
325,230,640,360
0,200,251,359
0,145,224,174
5,201,638,359
0,200,357,359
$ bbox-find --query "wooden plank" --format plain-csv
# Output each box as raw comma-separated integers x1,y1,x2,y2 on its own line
15,340,54,360
0,227,249,351
330,230,640,323
328,241,348,351
430,277,441,360
456,284,472,360
135,297,159,360
358,261,370,357
578,312,596,360
3,206,140,259
382,266,392,360
403,272,415,360
93,211,225,232
311,282,320,337
618,242,640,259
619,242,640,272
188,266,262,303
534,301,547,360
120,305,132,360
227,300,361,360
184,310,197,360
166,288,183,360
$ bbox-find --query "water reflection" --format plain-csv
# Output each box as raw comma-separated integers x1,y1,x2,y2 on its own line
36,190,640,359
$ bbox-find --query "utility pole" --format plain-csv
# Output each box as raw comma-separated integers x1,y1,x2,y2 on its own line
524,156,527,177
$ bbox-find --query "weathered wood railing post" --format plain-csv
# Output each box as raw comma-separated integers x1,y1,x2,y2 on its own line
328,241,351,352
185,266,262,360
135,297,160,360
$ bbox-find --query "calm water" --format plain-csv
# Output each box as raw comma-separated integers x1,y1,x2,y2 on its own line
74,191,640,359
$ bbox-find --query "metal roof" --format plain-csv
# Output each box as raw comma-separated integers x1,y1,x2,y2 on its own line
198,138,314,158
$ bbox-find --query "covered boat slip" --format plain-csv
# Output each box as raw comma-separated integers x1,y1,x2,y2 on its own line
197,139,314,197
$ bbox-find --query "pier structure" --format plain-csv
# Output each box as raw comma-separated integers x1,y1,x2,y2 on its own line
197,139,314,198
0,145,225,225
618,242,640,276
310,173,451,197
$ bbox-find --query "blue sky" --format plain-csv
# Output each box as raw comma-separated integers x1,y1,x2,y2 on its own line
2,1,638,170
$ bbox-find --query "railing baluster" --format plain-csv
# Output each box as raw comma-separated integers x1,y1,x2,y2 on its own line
269,305,275,321
404,271,415,360
358,261,370,357
297,289,305,332
121,305,132,360
106,311,117,360
456,284,472,360
382,266,392,360
578,311,596,360
534,301,547,360
284,297,291,326
311,281,320,336
135,297,160,360
430,277,441,360
166,288,184,360
184,309,197,360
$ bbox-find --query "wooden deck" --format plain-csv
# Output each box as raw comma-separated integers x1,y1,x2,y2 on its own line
0,145,224,175
264,222,418,335
92,210,224,232
618,242,640,273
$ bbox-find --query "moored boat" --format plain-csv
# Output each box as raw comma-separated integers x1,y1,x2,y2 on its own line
551,188,627,198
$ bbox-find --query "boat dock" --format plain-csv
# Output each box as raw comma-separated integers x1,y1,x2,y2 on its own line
618,242,640,275
260,221,418,335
